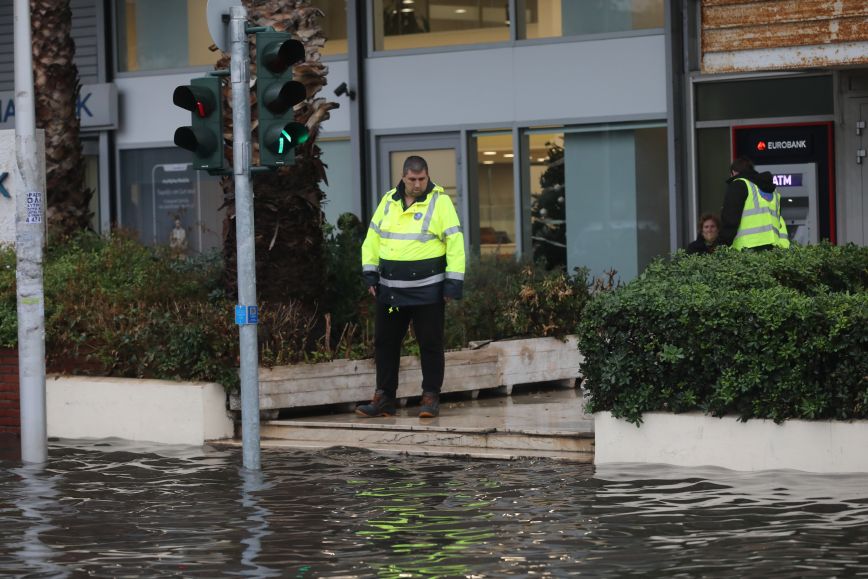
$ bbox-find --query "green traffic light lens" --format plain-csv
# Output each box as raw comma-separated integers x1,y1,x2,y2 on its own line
265,122,309,156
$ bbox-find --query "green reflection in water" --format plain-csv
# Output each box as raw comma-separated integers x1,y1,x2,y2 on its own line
352,476,499,578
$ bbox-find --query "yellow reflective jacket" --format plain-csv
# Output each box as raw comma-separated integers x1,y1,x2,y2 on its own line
362,182,465,306
732,178,790,250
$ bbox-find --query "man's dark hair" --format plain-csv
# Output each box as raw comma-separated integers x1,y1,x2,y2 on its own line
730,155,754,174
402,155,428,175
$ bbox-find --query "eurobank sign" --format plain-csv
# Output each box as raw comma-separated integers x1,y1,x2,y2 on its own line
0,83,118,131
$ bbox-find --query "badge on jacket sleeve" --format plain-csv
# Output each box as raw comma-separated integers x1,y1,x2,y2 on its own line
414,212,423,220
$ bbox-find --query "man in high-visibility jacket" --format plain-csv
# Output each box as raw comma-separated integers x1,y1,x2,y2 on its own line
719,156,790,250
357,155,465,419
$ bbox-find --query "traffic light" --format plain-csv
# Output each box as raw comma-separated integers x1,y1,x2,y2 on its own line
255,31,309,167
173,77,225,173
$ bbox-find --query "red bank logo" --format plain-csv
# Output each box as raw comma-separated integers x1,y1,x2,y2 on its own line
755,139,808,151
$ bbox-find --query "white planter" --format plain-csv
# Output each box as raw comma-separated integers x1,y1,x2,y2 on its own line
231,335,583,411
47,375,234,446
595,411,868,473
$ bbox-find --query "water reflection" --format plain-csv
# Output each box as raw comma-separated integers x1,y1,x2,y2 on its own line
10,464,67,577
352,472,497,577
0,442,867,577
238,468,279,577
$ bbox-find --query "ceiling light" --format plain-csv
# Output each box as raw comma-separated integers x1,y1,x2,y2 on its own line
537,157,546,162
483,161,494,165
401,8,414,13
483,151,496,155
402,0,414,3
455,8,467,14
504,153,514,158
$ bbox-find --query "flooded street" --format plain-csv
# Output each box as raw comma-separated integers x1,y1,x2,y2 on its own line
2,440,868,577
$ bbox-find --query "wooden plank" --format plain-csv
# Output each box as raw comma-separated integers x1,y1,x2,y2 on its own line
234,336,581,411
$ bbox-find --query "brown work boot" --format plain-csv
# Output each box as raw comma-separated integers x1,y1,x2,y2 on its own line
418,392,440,418
355,390,397,417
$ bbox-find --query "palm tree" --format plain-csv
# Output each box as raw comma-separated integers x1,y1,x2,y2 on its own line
217,0,339,307
31,0,92,236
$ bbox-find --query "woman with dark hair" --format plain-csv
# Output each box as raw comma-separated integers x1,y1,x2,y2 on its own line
686,213,720,254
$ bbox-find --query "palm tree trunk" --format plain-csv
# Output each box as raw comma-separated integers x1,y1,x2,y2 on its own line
31,0,92,236
217,0,339,307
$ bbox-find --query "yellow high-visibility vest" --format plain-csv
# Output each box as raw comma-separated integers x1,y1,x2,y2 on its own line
362,184,465,305
732,178,790,250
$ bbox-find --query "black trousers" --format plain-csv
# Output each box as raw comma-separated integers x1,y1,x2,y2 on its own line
374,301,445,398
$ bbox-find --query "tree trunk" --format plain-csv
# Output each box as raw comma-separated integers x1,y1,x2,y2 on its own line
31,0,92,237
217,0,338,308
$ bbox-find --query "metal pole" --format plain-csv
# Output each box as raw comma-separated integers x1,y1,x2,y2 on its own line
13,0,47,464
230,5,261,471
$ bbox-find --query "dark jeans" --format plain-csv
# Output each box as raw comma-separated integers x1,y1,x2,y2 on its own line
374,301,445,398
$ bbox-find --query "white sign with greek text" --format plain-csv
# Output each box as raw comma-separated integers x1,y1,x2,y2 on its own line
25,191,43,224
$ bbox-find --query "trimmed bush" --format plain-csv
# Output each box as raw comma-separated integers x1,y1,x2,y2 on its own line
578,243,868,424
1,229,600,389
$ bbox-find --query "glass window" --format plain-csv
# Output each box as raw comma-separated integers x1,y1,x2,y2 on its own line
526,124,670,281
311,0,348,56
119,147,225,254
116,0,345,72
528,132,566,268
521,0,664,40
473,131,515,255
116,0,216,72
318,139,354,226
695,76,833,122
695,127,730,224
374,0,510,51
82,140,101,233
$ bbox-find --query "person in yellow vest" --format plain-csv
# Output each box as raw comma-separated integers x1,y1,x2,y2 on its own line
357,155,466,419
719,156,790,251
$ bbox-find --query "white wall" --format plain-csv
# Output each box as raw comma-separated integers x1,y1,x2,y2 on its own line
47,376,234,446
365,34,667,130
115,60,351,147
596,411,868,474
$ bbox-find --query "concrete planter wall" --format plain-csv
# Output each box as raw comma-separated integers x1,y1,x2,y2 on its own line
231,336,582,411
595,411,868,473
47,376,234,446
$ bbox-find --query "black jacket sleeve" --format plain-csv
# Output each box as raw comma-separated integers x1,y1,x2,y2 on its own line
685,238,705,254
443,278,463,300
718,179,748,246
362,270,379,287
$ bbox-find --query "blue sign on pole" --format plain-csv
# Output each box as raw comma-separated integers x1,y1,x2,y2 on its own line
235,305,259,325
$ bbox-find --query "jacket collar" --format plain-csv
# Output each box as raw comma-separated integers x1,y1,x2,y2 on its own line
393,179,436,205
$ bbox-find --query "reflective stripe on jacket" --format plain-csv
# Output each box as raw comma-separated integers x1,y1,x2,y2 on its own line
361,183,465,306
732,178,790,250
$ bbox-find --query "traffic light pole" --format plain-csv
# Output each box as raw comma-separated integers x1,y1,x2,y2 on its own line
229,5,261,471
14,0,47,464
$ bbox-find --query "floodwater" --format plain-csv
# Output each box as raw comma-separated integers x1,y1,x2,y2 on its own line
2,440,868,577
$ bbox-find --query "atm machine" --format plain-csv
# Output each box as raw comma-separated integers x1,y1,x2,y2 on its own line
755,162,819,245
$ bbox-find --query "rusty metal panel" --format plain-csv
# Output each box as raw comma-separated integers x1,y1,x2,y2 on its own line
704,16,868,53
701,0,868,72
704,0,868,31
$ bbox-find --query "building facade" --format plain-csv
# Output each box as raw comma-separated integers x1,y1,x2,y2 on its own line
0,0,865,280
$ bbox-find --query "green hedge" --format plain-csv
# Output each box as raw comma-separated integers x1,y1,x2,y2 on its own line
0,233,241,387
0,230,598,389
578,243,868,424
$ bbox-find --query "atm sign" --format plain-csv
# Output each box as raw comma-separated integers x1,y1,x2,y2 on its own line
772,173,803,187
